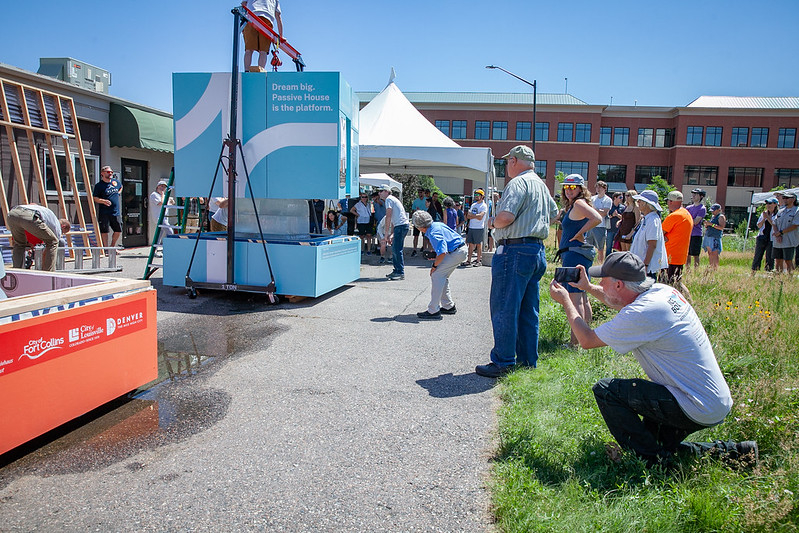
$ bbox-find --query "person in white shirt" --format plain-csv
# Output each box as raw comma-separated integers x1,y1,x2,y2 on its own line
462,189,487,267
378,186,409,280
241,0,283,72
350,192,374,254
148,180,176,251
630,190,668,278
589,181,613,262
549,251,757,468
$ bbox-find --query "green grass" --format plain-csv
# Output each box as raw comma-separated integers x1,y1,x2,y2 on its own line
489,249,799,532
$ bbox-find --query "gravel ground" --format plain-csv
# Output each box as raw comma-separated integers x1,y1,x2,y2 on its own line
0,242,500,532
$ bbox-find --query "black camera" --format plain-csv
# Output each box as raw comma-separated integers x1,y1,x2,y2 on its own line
554,267,580,284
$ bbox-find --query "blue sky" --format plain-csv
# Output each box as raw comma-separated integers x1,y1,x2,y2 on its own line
2,0,797,112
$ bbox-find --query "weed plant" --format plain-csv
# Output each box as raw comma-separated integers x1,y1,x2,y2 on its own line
490,246,799,532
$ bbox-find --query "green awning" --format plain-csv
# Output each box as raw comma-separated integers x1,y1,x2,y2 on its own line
109,102,173,153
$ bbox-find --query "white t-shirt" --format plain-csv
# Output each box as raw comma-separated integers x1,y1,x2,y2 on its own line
247,0,281,26
592,194,613,229
384,195,409,227
468,200,487,229
353,201,371,224
596,284,733,425
630,210,668,273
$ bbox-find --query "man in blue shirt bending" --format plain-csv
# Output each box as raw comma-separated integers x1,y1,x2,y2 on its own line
411,210,468,320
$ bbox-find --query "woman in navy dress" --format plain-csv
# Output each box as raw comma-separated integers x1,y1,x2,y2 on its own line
559,174,602,344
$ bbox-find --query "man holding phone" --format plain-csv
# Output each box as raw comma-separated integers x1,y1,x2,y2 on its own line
548,252,757,468
475,145,558,378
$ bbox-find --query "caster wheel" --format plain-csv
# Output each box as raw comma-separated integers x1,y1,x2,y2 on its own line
188,288,198,299
267,293,279,304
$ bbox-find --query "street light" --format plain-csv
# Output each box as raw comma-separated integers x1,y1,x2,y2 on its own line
486,65,537,152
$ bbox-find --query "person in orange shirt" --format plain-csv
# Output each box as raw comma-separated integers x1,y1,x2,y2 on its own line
661,190,694,298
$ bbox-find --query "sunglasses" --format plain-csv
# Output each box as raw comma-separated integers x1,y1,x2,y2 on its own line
563,184,580,190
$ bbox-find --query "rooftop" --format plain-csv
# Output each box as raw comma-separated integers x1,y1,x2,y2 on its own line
686,96,799,109
356,91,588,106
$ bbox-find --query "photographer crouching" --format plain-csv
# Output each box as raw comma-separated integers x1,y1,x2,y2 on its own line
548,251,757,468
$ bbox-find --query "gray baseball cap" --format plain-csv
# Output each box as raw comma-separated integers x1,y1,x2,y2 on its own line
587,251,646,282
502,145,535,162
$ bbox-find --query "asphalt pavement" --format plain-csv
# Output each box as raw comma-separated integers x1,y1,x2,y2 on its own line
0,240,499,532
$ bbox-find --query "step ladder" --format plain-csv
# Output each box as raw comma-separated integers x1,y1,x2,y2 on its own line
142,169,182,280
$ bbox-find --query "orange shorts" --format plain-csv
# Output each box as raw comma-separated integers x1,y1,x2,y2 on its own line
243,16,274,52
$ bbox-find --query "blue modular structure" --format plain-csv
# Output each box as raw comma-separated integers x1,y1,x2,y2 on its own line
168,71,360,297
162,233,360,298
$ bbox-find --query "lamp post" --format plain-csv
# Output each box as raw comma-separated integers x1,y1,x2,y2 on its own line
486,65,537,152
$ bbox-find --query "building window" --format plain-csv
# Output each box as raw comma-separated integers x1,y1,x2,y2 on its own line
635,165,672,184
575,123,591,143
516,121,531,141
557,123,573,142
686,126,703,146
44,151,97,195
655,128,674,147
731,127,748,147
492,121,508,140
683,165,718,186
599,127,611,146
535,122,549,142
435,120,450,137
637,128,653,147
778,128,796,148
613,127,629,146
534,160,547,178
597,164,627,183
775,168,799,188
750,128,768,147
451,120,467,139
556,161,589,177
474,120,490,140
494,159,506,178
728,167,763,187
705,127,722,146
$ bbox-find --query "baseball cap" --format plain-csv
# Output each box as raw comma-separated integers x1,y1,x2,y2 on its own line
691,188,706,197
157,180,169,187
502,145,535,162
587,252,647,282
563,174,585,186
474,188,485,197
710,203,722,211
765,197,779,204
376,185,392,192
781,190,797,199
632,190,662,212
667,190,683,201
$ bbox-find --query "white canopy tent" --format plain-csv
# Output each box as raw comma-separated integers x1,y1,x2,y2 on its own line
359,173,403,193
743,187,799,245
358,74,495,195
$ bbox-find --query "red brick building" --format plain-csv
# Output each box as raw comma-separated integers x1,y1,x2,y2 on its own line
358,92,799,227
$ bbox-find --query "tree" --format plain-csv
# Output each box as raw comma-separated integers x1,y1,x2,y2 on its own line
645,175,675,219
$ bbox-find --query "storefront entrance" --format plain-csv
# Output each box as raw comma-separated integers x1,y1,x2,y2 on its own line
121,158,148,248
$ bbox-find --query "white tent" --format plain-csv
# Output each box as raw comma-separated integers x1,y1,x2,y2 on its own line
358,75,494,193
750,188,799,205
359,173,403,193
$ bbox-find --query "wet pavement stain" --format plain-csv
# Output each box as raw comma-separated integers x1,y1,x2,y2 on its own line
0,311,283,489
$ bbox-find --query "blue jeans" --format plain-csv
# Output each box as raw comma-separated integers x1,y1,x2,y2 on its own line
392,224,409,274
605,228,619,256
489,241,547,368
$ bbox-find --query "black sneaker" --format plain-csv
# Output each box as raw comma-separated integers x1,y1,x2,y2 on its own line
386,272,404,281
440,305,457,315
475,362,515,378
731,441,759,467
416,310,442,320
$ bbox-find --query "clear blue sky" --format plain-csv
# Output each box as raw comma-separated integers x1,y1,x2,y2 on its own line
2,0,797,113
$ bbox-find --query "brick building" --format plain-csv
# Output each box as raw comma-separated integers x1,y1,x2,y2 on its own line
358,92,799,227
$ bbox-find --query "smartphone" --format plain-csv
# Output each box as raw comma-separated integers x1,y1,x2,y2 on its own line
554,267,580,284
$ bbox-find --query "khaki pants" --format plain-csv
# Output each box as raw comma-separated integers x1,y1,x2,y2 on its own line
7,207,59,271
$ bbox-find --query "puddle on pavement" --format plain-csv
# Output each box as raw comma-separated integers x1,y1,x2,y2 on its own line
0,318,280,487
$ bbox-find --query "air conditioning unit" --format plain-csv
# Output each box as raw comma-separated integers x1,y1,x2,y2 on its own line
37,58,111,94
